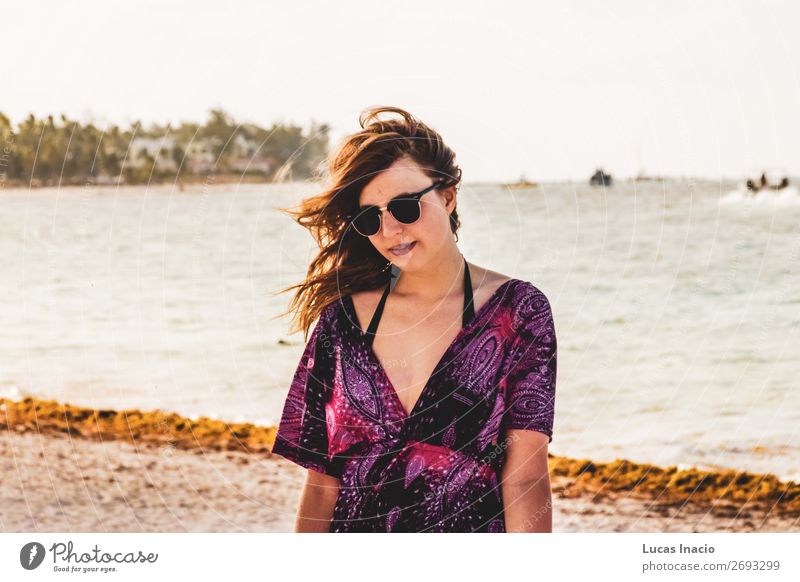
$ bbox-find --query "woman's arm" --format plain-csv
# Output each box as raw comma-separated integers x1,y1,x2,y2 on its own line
294,468,341,532
500,429,552,533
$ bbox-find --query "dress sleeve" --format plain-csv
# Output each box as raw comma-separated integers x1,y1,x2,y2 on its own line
501,285,557,443
271,303,342,478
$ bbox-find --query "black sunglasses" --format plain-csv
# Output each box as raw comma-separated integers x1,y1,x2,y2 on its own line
348,181,442,237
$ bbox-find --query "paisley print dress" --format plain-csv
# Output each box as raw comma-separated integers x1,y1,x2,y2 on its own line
271,278,557,532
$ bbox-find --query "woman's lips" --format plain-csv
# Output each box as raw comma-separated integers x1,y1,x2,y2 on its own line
389,241,416,256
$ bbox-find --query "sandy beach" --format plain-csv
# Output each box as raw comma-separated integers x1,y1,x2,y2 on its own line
1,397,798,533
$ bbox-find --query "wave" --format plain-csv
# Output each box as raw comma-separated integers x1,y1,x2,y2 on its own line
720,186,800,206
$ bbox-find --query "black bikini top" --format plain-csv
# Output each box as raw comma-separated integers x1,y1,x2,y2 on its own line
364,256,475,347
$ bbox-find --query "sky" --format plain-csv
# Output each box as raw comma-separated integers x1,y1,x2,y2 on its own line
4,0,800,182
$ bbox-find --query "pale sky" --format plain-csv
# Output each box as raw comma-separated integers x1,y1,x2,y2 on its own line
5,0,800,181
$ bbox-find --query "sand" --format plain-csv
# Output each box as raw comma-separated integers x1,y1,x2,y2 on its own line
1,396,798,532
2,428,798,533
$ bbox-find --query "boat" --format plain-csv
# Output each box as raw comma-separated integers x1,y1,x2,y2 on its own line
745,169,790,193
504,175,539,189
631,173,666,182
590,168,613,186
720,168,798,204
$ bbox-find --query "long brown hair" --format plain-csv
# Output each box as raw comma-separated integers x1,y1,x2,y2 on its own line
276,106,463,340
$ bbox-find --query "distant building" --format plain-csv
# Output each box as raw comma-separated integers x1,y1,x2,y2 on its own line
126,136,178,172
227,156,272,174
229,133,271,173
185,138,218,174
124,134,273,175
233,133,257,156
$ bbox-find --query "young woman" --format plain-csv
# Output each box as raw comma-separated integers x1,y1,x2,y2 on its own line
272,106,557,533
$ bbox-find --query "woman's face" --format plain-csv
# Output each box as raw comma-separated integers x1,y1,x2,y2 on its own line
357,156,456,271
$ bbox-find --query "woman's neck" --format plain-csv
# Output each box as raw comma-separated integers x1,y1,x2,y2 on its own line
391,245,465,302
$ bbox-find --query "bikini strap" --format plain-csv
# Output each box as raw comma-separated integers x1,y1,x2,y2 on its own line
365,269,395,345
463,257,475,326
365,257,474,345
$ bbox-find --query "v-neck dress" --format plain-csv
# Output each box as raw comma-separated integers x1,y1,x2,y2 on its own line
271,278,557,532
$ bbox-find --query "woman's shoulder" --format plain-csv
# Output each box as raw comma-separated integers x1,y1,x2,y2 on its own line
503,278,555,340
508,278,553,310
318,288,380,333
468,264,515,305
469,264,552,310
467,267,554,340
314,296,347,334
344,287,384,316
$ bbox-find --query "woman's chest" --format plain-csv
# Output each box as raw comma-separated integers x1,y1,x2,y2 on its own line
369,321,464,417
327,326,512,456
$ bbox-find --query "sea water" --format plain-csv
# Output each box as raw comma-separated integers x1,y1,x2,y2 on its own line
1,179,798,481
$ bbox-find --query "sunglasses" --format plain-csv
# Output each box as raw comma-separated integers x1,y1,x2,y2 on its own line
348,181,443,237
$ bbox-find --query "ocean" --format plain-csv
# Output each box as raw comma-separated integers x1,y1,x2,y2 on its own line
1,179,798,481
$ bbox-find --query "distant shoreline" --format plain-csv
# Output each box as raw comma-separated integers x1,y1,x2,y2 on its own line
0,174,295,191
0,175,742,192
2,395,798,528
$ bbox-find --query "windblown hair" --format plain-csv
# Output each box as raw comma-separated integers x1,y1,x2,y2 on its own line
276,106,463,340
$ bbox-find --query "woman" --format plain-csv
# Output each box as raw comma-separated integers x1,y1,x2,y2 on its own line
272,106,557,533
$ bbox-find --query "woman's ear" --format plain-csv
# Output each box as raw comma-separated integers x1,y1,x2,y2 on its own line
442,185,457,214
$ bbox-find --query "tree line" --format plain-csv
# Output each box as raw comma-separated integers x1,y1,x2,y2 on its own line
0,108,330,186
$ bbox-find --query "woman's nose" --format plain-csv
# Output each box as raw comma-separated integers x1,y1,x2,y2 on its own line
380,209,404,237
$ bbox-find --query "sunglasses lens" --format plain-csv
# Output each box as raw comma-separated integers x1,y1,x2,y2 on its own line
389,199,421,224
352,196,423,236
352,208,381,236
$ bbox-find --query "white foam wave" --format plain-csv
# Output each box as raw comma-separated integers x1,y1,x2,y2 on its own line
721,186,800,206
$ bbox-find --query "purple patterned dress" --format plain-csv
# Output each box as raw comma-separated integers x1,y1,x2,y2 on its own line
271,278,557,532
